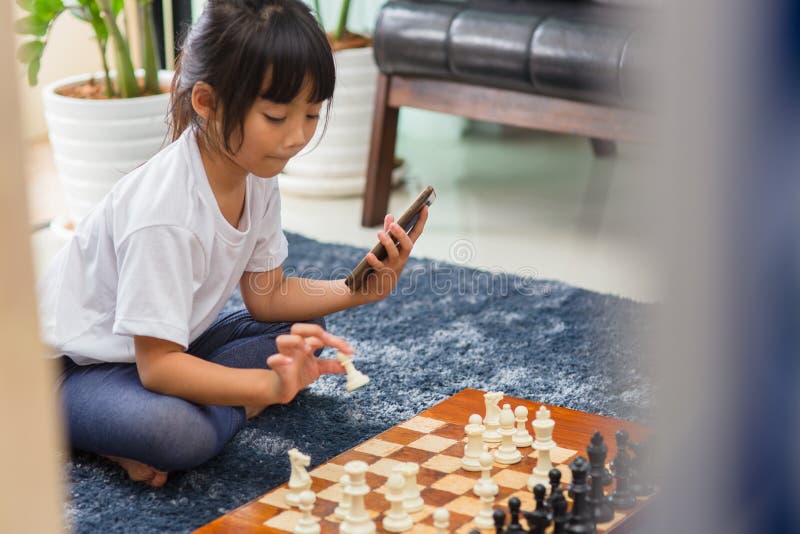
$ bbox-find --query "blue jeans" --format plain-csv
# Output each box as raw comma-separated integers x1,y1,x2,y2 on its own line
58,308,325,472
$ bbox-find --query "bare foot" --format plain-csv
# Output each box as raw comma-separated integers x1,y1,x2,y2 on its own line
101,455,169,487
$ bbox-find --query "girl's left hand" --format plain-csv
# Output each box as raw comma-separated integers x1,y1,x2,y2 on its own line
362,204,429,301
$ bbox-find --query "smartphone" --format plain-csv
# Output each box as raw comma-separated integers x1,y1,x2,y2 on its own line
346,185,436,291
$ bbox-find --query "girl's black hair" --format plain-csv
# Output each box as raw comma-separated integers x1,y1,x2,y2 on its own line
169,0,335,154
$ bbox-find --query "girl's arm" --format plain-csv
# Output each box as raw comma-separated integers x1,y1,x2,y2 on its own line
135,335,277,406
242,207,429,323
134,323,350,407
240,269,375,323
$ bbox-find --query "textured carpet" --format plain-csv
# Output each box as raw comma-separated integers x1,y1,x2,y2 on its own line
64,232,653,533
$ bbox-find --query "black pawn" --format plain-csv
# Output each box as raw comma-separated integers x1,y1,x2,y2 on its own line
552,493,569,534
586,431,615,523
506,497,526,534
548,467,564,511
610,430,638,510
526,484,550,534
493,508,507,534
565,456,596,534
627,439,655,497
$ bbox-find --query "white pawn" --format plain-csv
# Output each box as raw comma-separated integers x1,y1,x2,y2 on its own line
382,473,412,532
462,413,485,471
336,351,370,392
473,470,499,529
399,463,424,513
493,403,522,464
293,490,320,534
482,391,503,443
286,448,312,507
333,474,351,520
433,508,449,534
341,461,375,534
473,452,498,496
512,405,533,448
527,405,557,490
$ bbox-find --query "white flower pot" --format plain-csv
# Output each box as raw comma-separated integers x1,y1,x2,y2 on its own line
43,70,173,224
279,47,402,197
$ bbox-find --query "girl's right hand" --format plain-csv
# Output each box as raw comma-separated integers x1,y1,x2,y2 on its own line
267,323,352,404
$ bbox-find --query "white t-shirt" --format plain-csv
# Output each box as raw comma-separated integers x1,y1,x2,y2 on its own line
37,127,289,365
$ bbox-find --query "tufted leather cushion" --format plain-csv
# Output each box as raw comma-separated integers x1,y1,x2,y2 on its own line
373,0,652,107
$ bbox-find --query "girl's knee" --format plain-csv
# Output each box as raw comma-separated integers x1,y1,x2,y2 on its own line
137,399,241,471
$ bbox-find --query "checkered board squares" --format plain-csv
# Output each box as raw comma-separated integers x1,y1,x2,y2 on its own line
254,419,584,531
252,417,601,532
196,389,654,534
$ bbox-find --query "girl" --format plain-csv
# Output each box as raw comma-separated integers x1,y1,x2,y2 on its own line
38,0,428,487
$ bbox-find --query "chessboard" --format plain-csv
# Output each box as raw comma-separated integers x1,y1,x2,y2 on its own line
195,389,652,533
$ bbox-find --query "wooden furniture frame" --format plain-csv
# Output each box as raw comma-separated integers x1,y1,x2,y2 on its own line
362,74,647,227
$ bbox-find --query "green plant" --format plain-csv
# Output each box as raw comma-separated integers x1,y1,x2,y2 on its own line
311,0,352,42
15,0,162,98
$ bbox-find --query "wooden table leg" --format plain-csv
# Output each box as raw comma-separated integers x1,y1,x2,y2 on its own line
362,73,399,227
590,137,618,158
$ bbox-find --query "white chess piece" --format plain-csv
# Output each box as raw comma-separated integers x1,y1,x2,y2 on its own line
461,413,486,471
473,452,498,496
527,405,557,490
286,448,312,507
340,461,376,534
493,403,522,464
473,470,499,529
336,351,370,392
399,463,424,513
333,474,351,520
433,508,449,534
382,473,413,532
482,391,503,443
512,405,533,448
293,490,320,534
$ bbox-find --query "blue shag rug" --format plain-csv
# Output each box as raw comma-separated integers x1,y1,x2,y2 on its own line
64,232,653,533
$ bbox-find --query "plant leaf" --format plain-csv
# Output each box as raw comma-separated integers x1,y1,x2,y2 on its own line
36,0,65,17
27,56,42,86
111,0,124,16
15,14,50,36
17,39,44,63
16,0,35,11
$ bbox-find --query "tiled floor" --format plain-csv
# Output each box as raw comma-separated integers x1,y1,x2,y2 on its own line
27,120,657,301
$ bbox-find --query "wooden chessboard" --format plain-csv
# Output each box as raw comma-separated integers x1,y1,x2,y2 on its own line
195,389,652,533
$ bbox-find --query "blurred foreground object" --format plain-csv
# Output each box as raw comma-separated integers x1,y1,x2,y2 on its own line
651,0,799,533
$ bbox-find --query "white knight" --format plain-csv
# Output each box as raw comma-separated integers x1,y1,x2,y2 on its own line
286,448,312,507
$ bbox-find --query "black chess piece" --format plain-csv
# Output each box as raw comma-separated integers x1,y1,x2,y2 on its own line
506,497,526,534
627,438,655,497
565,456,596,534
493,508,507,534
548,467,563,511
610,429,638,510
586,431,615,523
551,493,569,534
523,511,538,534
523,484,550,534
522,484,548,534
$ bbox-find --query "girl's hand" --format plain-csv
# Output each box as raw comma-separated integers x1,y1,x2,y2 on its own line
362,205,429,301
267,323,352,404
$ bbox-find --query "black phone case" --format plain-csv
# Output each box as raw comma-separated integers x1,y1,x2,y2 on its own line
345,185,435,291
